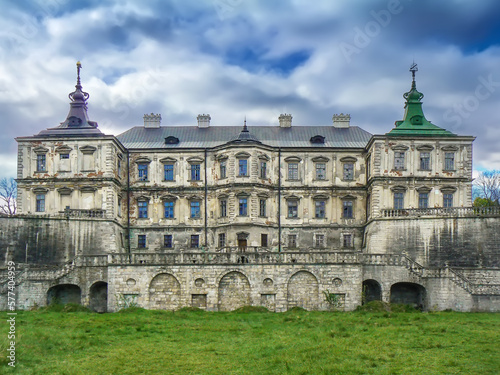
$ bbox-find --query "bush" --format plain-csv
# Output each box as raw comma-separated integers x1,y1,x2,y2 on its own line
356,301,419,313
117,306,147,314
233,305,269,313
356,301,391,312
37,303,92,313
177,307,206,313
285,306,307,313
62,303,92,313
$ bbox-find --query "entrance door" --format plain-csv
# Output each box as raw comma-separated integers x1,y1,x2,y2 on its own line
238,239,247,252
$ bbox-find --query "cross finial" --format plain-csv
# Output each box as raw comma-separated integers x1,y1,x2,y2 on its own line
243,116,248,132
410,62,418,82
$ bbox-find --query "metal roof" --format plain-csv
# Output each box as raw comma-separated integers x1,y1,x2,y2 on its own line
117,125,373,150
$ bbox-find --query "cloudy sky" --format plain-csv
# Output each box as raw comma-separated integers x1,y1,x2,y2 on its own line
1,0,500,178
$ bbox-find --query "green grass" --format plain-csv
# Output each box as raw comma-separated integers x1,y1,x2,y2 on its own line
1,306,499,375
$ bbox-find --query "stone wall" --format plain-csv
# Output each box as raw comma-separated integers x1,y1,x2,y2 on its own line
365,216,500,268
0,216,124,265
107,263,363,312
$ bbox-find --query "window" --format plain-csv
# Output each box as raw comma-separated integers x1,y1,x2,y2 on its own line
288,163,299,180
420,152,430,170
117,158,121,176
190,201,201,218
238,159,248,176
191,164,201,181
37,154,46,172
443,193,453,208
259,199,266,217
138,164,148,181
60,153,69,160
418,193,429,208
316,163,326,180
164,235,173,248
261,234,268,248
343,163,354,180
288,234,297,248
288,200,298,218
138,201,148,218
260,161,267,179
394,192,404,210
220,199,227,217
138,235,146,248
220,161,226,179
218,233,226,248
315,200,326,218
118,196,122,216
394,152,405,170
343,201,353,219
444,152,455,170
36,194,45,212
343,234,352,248
239,198,247,216
190,235,199,248
315,234,325,248
164,164,174,181
164,201,174,218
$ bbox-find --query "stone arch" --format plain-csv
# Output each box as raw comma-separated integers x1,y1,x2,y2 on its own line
47,284,81,305
390,282,426,309
149,273,181,310
89,281,108,313
287,270,319,310
218,271,251,311
362,279,382,304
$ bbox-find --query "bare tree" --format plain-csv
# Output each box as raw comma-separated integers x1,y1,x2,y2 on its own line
0,177,17,215
474,170,500,205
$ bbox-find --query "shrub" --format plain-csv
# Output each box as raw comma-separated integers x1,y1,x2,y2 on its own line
177,307,206,313
233,305,269,313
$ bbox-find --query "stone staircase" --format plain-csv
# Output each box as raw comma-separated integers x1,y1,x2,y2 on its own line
400,255,500,296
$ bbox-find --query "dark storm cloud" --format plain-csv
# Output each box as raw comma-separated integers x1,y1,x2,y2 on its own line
0,0,499,178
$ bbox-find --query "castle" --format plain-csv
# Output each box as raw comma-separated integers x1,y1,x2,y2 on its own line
1,63,499,312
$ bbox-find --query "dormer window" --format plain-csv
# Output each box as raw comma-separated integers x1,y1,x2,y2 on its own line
310,135,325,144
67,116,82,127
410,115,423,125
165,136,180,145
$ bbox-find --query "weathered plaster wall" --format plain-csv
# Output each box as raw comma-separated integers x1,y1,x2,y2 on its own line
365,216,500,268
0,216,124,265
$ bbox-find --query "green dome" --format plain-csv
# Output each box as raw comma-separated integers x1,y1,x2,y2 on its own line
387,65,455,137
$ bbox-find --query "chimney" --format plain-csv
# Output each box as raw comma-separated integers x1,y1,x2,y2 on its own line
144,113,161,128
197,114,211,128
332,113,350,128
279,113,292,128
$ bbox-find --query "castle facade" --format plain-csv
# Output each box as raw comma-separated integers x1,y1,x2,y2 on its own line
2,63,499,312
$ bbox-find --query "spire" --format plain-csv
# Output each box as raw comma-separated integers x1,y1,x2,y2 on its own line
230,117,260,144
387,64,455,137
403,62,424,105
59,61,98,129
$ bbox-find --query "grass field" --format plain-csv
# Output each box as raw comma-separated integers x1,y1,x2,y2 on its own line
1,304,499,375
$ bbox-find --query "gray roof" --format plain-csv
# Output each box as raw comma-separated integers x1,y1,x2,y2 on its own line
117,126,372,149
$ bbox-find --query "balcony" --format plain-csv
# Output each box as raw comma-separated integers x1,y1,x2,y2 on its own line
380,206,500,218
59,208,106,218
106,251,361,265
